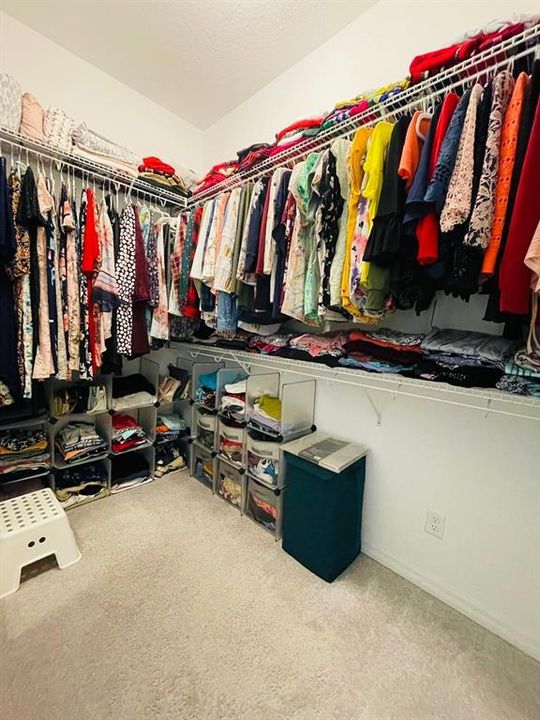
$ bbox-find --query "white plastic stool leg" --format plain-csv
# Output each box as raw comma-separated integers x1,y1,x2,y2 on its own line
0,561,21,598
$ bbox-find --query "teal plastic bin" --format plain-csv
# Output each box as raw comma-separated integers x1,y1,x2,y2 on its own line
282,451,366,582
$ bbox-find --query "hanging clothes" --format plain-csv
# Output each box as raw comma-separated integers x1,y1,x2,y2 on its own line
328,138,352,310
481,72,528,275
150,218,169,341
499,96,540,314
398,111,431,190
464,71,515,249
213,187,242,293
81,188,101,373
32,173,57,380
0,157,19,402
131,206,151,357
7,169,32,397
341,126,372,318
440,85,483,231
116,204,137,355
61,192,81,377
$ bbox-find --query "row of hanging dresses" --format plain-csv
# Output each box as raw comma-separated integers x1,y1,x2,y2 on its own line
0,159,178,407
179,60,539,341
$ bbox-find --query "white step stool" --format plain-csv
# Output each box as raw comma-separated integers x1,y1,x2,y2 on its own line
0,488,81,599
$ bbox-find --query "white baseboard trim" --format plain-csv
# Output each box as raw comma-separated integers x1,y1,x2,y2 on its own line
362,542,540,662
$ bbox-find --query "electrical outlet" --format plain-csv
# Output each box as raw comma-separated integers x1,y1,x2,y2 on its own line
425,509,446,539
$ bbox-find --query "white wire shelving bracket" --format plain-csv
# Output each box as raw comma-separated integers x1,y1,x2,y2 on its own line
171,343,540,423
0,127,188,209
189,24,540,207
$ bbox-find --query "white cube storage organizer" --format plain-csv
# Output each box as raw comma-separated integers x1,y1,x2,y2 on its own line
190,440,216,491
246,434,281,488
216,458,245,511
218,421,245,467
0,488,81,598
246,476,283,539
196,409,217,451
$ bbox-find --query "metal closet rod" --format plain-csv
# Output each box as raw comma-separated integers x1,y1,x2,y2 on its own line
179,345,540,422
0,129,187,209
189,24,540,206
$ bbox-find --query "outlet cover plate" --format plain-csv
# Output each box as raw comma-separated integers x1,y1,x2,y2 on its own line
425,509,446,539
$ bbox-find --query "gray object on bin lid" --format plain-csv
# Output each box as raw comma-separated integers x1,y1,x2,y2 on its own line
282,432,368,473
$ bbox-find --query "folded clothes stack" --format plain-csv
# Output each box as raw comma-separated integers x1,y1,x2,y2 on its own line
112,374,156,410
220,378,247,425
54,462,109,509
111,454,152,493
195,371,218,408
155,414,187,444
155,444,186,477
341,329,425,373
194,160,239,194
406,328,520,389
248,395,282,438
55,422,108,465
138,156,189,197
158,365,190,403
112,414,148,454
274,332,347,366
0,427,51,484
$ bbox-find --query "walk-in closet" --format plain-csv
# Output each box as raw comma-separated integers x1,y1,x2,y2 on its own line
1,3,539,719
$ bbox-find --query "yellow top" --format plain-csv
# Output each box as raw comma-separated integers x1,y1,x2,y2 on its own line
360,120,394,285
340,126,373,319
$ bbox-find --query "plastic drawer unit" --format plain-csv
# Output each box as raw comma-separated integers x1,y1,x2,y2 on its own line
218,421,245,466
196,409,216,451
246,476,283,539
282,433,367,582
190,440,216,491
216,459,244,511
246,434,281,488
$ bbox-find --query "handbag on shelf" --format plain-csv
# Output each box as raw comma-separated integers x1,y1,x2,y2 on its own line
87,385,107,414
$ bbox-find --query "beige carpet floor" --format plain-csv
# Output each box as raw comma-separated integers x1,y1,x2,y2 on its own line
1,472,539,720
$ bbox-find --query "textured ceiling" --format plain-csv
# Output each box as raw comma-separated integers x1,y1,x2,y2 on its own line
3,0,377,129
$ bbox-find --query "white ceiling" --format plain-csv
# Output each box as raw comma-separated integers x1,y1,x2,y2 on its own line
4,0,377,129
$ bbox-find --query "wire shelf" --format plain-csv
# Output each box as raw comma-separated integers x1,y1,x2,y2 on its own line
190,24,540,206
171,343,540,422
0,127,189,208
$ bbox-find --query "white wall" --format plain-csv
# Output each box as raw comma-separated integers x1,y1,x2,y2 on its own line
204,0,540,167
200,0,540,660
0,11,205,174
